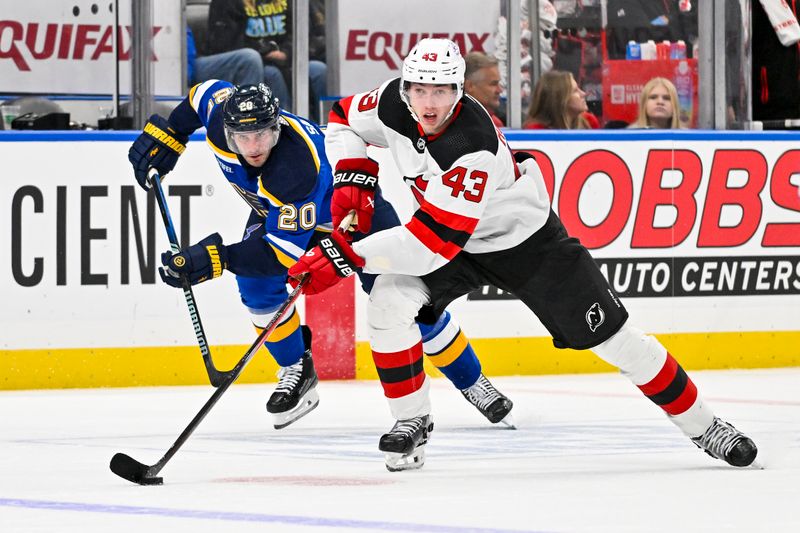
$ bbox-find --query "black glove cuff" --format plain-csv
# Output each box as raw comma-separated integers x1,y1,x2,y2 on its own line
513,151,535,164
333,169,378,191
319,236,358,277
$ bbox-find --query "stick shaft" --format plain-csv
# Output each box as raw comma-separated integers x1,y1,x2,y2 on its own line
146,278,307,477
148,168,226,386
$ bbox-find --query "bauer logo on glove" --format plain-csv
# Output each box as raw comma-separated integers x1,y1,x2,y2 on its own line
288,230,365,295
330,158,379,233
319,237,357,277
332,171,378,189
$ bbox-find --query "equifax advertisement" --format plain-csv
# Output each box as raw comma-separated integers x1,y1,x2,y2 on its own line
0,0,183,96
335,0,499,95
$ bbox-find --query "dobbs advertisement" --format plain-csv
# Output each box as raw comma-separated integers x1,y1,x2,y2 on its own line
366,130,800,342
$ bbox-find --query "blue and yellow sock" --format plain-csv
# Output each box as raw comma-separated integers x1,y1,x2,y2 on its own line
418,310,481,390
253,306,305,367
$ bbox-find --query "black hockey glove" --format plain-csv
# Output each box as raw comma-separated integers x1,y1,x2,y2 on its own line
158,233,229,288
128,114,188,190
513,151,534,164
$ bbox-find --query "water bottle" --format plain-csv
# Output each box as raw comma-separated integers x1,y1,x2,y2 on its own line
641,40,657,60
675,61,693,125
671,40,687,59
626,40,641,60
657,41,671,60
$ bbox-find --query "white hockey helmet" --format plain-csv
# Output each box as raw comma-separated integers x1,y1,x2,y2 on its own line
400,38,466,123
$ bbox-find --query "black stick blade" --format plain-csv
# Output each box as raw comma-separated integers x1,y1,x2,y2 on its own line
110,453,163,486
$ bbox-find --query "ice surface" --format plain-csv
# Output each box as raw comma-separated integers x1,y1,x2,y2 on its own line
1,369,798,532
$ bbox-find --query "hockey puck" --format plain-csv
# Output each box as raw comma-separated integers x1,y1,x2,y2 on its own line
137,476,164,486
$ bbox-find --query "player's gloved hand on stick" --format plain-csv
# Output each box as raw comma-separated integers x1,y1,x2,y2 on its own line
159,233,229,288
331,158,378,233
128,114,188,191
288,230,365,295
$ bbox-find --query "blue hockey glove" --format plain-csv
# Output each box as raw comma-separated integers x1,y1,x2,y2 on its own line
158,233,229,288
128,114,188,190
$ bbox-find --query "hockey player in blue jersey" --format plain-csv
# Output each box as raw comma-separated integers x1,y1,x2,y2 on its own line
127,80,514,430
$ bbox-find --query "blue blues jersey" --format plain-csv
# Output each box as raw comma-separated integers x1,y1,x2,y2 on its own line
168,79,334,273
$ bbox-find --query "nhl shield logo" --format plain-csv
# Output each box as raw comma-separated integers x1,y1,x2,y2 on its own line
585,302,605,332
416,137,426,151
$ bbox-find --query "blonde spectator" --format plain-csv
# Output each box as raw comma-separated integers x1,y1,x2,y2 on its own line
523,70,599,129
630,77,682,129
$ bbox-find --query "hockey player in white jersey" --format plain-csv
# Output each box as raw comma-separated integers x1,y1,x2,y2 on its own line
289,38,757,472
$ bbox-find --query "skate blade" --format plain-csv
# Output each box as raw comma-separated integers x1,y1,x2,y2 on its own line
384,445,426,472
272,389,320,430
498,413,516,430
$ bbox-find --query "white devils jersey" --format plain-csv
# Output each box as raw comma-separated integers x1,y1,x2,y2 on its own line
325,78,551,276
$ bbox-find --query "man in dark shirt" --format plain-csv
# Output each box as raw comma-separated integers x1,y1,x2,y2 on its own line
206,0,328,121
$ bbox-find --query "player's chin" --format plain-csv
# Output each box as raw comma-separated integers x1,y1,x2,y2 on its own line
420,115,442,134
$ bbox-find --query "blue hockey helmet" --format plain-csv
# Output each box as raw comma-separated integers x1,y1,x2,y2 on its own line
222,83,281,156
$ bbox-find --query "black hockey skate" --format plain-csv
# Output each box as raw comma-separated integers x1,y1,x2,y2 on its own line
691,417,758,467
461,374,515,428
266,326,319,429
378,415,434,472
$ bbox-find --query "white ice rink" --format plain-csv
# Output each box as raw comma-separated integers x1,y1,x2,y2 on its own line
1,369,798,533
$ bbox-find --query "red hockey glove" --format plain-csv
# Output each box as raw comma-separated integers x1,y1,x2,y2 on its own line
288,230,365,295
331,158,378,233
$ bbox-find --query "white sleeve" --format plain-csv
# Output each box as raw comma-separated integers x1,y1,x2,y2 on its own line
353,150,500,275
324,79,395,167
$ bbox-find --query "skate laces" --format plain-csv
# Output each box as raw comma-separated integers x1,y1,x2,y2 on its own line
693,418,746,460
462,375,501,410
391,417,425,438
274,360,303,393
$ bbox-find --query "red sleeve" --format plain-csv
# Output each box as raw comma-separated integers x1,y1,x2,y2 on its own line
522,121,550,130
582,112,601,129
328,95,355,126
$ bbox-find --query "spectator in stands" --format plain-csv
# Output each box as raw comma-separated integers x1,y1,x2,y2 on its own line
493,0,558,123
523,70,599,129
629,77,682,129
464,52,505,127
188,28,263,87
205,0,327,122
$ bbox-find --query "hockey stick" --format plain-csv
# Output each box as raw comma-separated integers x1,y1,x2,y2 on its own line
110,276,307,485
110,211,356,485
148,167,230,387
